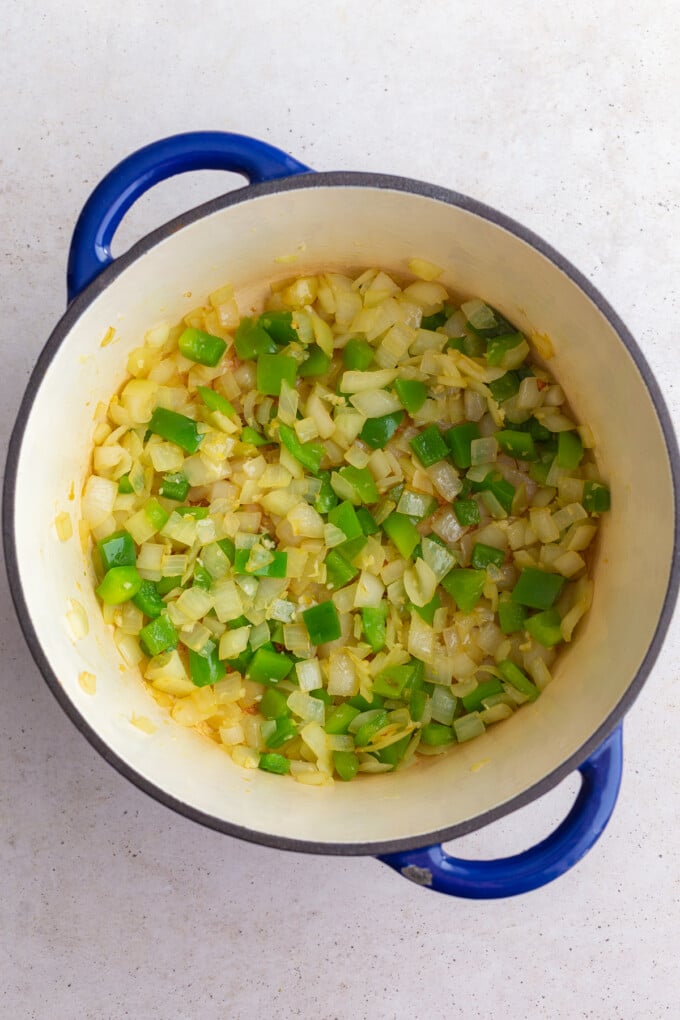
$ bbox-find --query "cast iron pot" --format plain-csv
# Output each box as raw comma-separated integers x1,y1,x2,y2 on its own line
4,132,679,898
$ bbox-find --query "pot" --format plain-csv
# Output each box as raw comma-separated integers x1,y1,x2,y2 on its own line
4,132,678,898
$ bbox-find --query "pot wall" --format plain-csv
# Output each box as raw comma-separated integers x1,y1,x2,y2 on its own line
10,178,676,851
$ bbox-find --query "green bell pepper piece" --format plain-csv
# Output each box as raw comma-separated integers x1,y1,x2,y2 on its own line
498,659,539,701
497,595,529,634
394,378,427,414
381,512,420,559
359,411,404,450
188,642,225,687
197,386,236,416
471,542,505,570
241,426,272,447
361,605,388,652
512,567,565,610
421,722,454,746
354,709,389,747
557,430,584,470
413,592,442,625
410,425,449,467
298,345,331,377
372,662,417,699
178,327,227,367
445,422,481,469
256,353,298,396
583,480,611,512
342,336,374,371
462,678,504,712
488,372,520,404
132,580,166,620
486,333,526,367
333,750,359,781
117,474,134,494
525,607,564,647
356,507,379,535
302,601,342,645
258,752,291,775
234,316,278,359
452,498,481,527
496,430,536,460
139,613,178,657
278,424,324,475
192,562,212,590
174,505,209,519
325,549,359,590
328,500,364,542
258,310,299,345
148,407,203,454
158,472,190,501
325,703,361,735
233,548,288,578
336,465,379,504
420,309,448,331
217,537,236,563
440,568,486,612
377,734,411,768
96,566,143,605
266,717,298,749
97,530,136,571
246,647,294,685
314,471,339,514
260,687,291,720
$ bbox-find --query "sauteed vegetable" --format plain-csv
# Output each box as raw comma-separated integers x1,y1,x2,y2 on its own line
83,262,610,784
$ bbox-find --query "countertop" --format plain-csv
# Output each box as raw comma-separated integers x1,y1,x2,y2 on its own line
1,2,679,1018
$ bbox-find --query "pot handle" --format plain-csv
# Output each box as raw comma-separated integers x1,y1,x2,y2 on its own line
66,131,312,301
378,725,623,899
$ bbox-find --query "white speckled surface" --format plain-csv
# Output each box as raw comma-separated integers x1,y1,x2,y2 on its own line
1,3,679,1018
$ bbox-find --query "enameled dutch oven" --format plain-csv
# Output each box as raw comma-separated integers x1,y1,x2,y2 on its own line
4,132,679,898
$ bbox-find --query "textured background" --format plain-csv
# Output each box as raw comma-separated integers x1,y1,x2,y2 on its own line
1,2,679,1018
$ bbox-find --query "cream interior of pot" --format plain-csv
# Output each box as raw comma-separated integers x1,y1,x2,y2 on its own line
13,183,676,848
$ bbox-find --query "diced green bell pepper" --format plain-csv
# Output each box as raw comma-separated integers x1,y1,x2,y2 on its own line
328,500,364,543
188,642,226,687
325,703,361,735
462,678,504,712
486,333,526,367
234,317,278,359
217,537,236,563
498,659,539,701
333,750,359,781
132,580,166,619
394,378,427,414
471,542,505,570
197,386,235,416
258,752,291,775
241,426,272,447
256,353,298,396
445,422,481,469
342,336,374,371
174,505,209,519
361,605,388,652
148,407,203,454
233,548,288,578
356,507,379,535
512,567,565,610
376,734,411,768
372,662,417,699
278,424,324,475
336,465,379,504
266,717,298,749
488,372,520,404
410,425,449,467
421,722,454,746
359,411,404,449
96,566,143,605
302,601,342,645
557,430,584,470
144,497,170,530
314,472,339,514
381,513,420,559
525,607,563,647
117,474,134,494
414,592,441,625
139,613,178,657
496,430,536,460
246,647,294,685
258,310,298,345
354,709,389,747
260,687,291,720
158,472,190,501
98,530,136,571
421,309,448,331
497,595,528,634
192,561,212,590
583,480,611,512
298,345,331,377
325,549,359,590
178,327,227,367
452,498,481,527
440,568,486,612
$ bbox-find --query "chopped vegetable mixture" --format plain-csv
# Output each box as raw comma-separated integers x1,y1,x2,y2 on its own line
83,264,610,784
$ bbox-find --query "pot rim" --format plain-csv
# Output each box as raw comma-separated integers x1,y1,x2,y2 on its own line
3,170,679,856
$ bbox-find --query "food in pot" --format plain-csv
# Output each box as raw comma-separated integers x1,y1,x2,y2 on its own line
83,262,610,784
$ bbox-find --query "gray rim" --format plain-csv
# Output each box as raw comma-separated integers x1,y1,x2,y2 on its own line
3,170,679,856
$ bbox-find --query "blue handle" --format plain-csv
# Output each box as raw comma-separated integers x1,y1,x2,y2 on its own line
66,131,312,301
379,726,623,899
